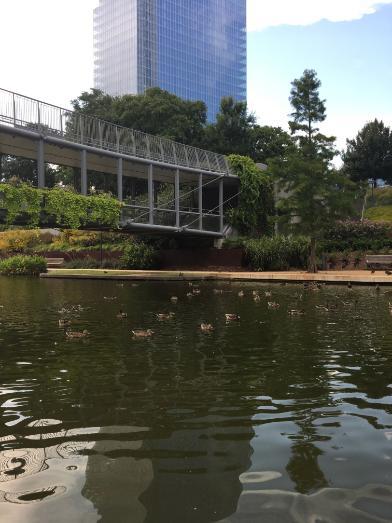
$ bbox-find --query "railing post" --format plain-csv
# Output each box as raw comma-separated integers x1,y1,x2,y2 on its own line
37,139,45,188
81,149,87,195
175,169,180,228
12,93,16,126
148,164,154,224
117,158,123,201
219,177,224,233
198,173,203,231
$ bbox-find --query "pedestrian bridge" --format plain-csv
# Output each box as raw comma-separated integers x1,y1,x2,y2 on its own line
0,88,239,237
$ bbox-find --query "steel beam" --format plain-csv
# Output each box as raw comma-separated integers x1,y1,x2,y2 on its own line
198,173,203,231
81,149,87,196
175,169,180,228
117,158,123,201
37,139,45,188
219,178,224,233
148,164,154,225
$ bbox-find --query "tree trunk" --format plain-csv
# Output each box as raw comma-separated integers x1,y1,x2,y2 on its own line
308,237,317,273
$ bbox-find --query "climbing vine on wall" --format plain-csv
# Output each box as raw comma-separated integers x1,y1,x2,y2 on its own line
227,155,274,236
0,183,122,229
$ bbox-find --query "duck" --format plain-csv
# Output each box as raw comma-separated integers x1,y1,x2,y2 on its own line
225,313,240,321
288,309,305,316
238,290,245,298
213,289,224,295
66,330,89,339
252,291,259,297
170,296,178,303
58,319,71,328
104,296,118,301
253,295,261,303
192,288,201,295
200,323,214,332
156,312,175,321
186,292,193,298
132,329,154,338
265,291,272,298
117,310,127,319
268,302,280,309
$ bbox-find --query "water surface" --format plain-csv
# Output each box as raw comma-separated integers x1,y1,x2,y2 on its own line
0,277,392,522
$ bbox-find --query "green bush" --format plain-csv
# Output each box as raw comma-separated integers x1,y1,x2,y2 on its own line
0,255,47,276
245,236,310,271
322,220,392,251
0,183,122,229
120,242,157,269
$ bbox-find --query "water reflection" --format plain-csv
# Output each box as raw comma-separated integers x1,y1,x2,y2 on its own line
0,278,392,521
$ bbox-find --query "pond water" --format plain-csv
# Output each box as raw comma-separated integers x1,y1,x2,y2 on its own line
0,277,392,522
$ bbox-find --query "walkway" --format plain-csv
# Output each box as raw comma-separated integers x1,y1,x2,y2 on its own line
41,269,392,285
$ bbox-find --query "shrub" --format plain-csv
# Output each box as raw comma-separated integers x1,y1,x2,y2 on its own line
120,242,157,269
322,220,392,251
0,229,42,253
245,236,310,271
0,255,47,276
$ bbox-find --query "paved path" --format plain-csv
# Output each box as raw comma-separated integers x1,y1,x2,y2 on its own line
41,269,392,285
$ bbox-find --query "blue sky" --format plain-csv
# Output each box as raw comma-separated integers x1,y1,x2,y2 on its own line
248,3,392,152
1,0,391,155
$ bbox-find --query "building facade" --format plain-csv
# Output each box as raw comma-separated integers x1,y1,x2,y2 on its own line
94,0,247,121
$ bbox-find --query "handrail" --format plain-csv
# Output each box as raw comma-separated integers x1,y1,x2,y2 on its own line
0,87,232,176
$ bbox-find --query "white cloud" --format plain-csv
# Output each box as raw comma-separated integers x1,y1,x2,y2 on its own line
247,0,392,32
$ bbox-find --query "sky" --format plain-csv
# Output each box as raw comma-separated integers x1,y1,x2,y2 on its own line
1,0,392,155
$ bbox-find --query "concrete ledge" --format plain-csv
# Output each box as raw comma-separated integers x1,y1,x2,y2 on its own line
40,269,392,285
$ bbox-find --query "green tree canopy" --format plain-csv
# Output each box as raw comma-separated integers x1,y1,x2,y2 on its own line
251,125,294,163
203,97,256,156
72,87,207,146
342,119,392,186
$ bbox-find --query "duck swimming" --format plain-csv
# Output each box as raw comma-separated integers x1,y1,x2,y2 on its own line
117,310,127,319
200,323,214,332
66,330,89,339
132,329,154,338
225,313,240,321
156,312,175,321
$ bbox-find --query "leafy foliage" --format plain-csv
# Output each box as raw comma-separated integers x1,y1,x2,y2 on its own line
364,206,392,223
227,155,274,236
0,184,122,229
343,119,392,186
0,229,42,253
251,126,294,163
121,242,157,270
245,236,310,271
321,220,392,251
0,255,47,276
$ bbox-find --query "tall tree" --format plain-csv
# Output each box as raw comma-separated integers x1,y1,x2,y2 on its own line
270,70,354,272
342,119,392,187
203,97,256,156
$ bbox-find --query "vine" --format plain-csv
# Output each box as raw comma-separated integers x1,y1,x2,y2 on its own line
0,183,122,229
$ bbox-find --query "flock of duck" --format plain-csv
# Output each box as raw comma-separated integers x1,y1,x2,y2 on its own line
58,281,392,340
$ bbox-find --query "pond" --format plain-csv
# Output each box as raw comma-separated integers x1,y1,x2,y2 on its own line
0,277,391,522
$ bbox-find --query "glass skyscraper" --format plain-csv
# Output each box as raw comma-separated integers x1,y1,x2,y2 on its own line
94,0,247,121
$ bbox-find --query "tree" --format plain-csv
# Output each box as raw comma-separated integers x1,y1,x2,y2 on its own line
251,125,294,164
203,97,256,156
342,119,392,187
72,87,207,147
270,70,354,272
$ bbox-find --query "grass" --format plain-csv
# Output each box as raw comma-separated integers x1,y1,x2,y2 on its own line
364,205,392,222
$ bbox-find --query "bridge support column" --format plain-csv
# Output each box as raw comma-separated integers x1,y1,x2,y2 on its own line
175,169,180,228
37,139,45,188
219,177,224,233
81,149,87,196
148,164,154,225
198,173,203,231
117,158,123,201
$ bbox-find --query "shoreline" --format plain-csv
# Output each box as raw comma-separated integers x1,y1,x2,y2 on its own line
40,269,392,285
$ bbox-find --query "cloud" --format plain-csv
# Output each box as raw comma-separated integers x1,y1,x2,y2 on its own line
247,0,392,32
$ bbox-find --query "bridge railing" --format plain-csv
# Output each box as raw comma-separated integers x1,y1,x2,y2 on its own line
0,87,231,175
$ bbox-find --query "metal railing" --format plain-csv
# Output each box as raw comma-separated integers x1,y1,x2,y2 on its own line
0,87,231,175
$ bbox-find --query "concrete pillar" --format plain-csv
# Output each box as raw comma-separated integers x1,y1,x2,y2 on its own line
37,139,45,188
81,149,87,196
117,158,123,201
148,164,154,225
219,177,224,233
175,169,180,228
198,173,203,231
